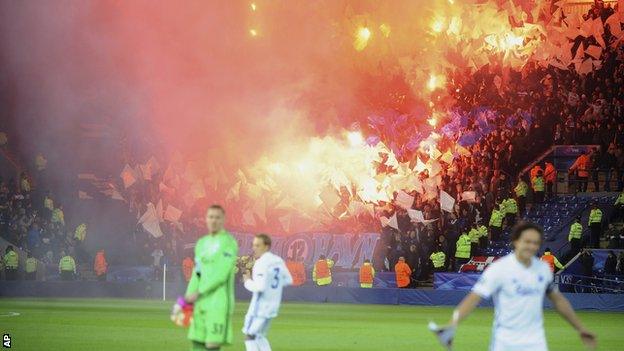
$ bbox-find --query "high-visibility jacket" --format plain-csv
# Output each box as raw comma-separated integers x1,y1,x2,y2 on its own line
478,225,488,238
544,163,556,183
3,251,18,269
94,251,108,276
589,208,603,225
570,154,590,177
615,193,624,206
498,201,508,214
489,209,503,228
541,252,563,272
25,257,37,273
313,259,334,286
515,181,528,197
286,260,307,286
569,222,583,241
44,197,54,210
52,208,65,226
468,228,480,243
532,176,545,192
59,255,76,273
75,223,87,242
505,198,518,214
182,257,194,282
430,251,446,268
455,234,472,259
359,263,375,288
394,261,412,288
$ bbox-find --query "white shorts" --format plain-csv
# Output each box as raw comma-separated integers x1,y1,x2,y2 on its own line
242,314,272,337
490,340,548,351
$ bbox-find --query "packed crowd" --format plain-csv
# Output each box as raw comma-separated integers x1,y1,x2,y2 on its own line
377,6,624,281
0,169,91,280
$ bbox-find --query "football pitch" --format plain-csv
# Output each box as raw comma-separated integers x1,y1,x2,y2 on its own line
1,298,623,350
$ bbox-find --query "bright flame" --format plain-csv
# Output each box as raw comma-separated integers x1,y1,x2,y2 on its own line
427,117,437,127
347,131,364,147
249,29,258,37
250,2,256,11
431,17,446,33
427,74,446,91
354,26,372,51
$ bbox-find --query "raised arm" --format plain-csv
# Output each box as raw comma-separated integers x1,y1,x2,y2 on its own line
244,262,269,293
547,289,596,349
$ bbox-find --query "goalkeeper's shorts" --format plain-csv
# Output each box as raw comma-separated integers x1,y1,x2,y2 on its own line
188,307,233,345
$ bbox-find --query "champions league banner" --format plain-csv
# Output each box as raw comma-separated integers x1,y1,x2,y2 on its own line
232,232,380,269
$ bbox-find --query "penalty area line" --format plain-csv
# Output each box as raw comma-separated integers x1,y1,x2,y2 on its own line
0,312,20,317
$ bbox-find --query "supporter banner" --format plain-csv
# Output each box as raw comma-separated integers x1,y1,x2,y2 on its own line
553,145,599,157
232,232,380,269
433,272,481,290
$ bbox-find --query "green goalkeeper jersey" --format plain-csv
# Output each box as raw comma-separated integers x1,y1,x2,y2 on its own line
186,229,238,345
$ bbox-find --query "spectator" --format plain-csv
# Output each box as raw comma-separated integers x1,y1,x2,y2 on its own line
617,252,624,276
579,249,595,279
604,251,617,275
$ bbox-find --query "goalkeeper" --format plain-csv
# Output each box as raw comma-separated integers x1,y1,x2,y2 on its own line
184,205,239,351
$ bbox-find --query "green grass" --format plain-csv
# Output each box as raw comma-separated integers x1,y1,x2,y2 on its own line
0,298,622,350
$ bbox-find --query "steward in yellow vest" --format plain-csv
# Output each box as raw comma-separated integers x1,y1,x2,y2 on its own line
430,248,446,272
25,253,37,280
455,233,471,271
3,246,18,280
59,251,76,281
588,204,603,248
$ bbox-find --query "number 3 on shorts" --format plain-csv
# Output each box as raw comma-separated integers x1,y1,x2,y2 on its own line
212,323,224,334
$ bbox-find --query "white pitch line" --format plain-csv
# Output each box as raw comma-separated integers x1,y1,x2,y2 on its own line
0,312,20,317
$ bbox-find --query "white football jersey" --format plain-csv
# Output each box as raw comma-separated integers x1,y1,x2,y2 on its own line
472,253,555,351
244,251,293,318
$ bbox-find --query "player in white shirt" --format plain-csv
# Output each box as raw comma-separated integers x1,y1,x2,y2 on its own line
431,221,596,351
242,233,293,351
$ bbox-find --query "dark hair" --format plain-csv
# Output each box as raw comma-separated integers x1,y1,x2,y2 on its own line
319,254,326,260
510,221,544,242
255,233,271,248
207,204,225,214
364,259,370,263
545,247,551,252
